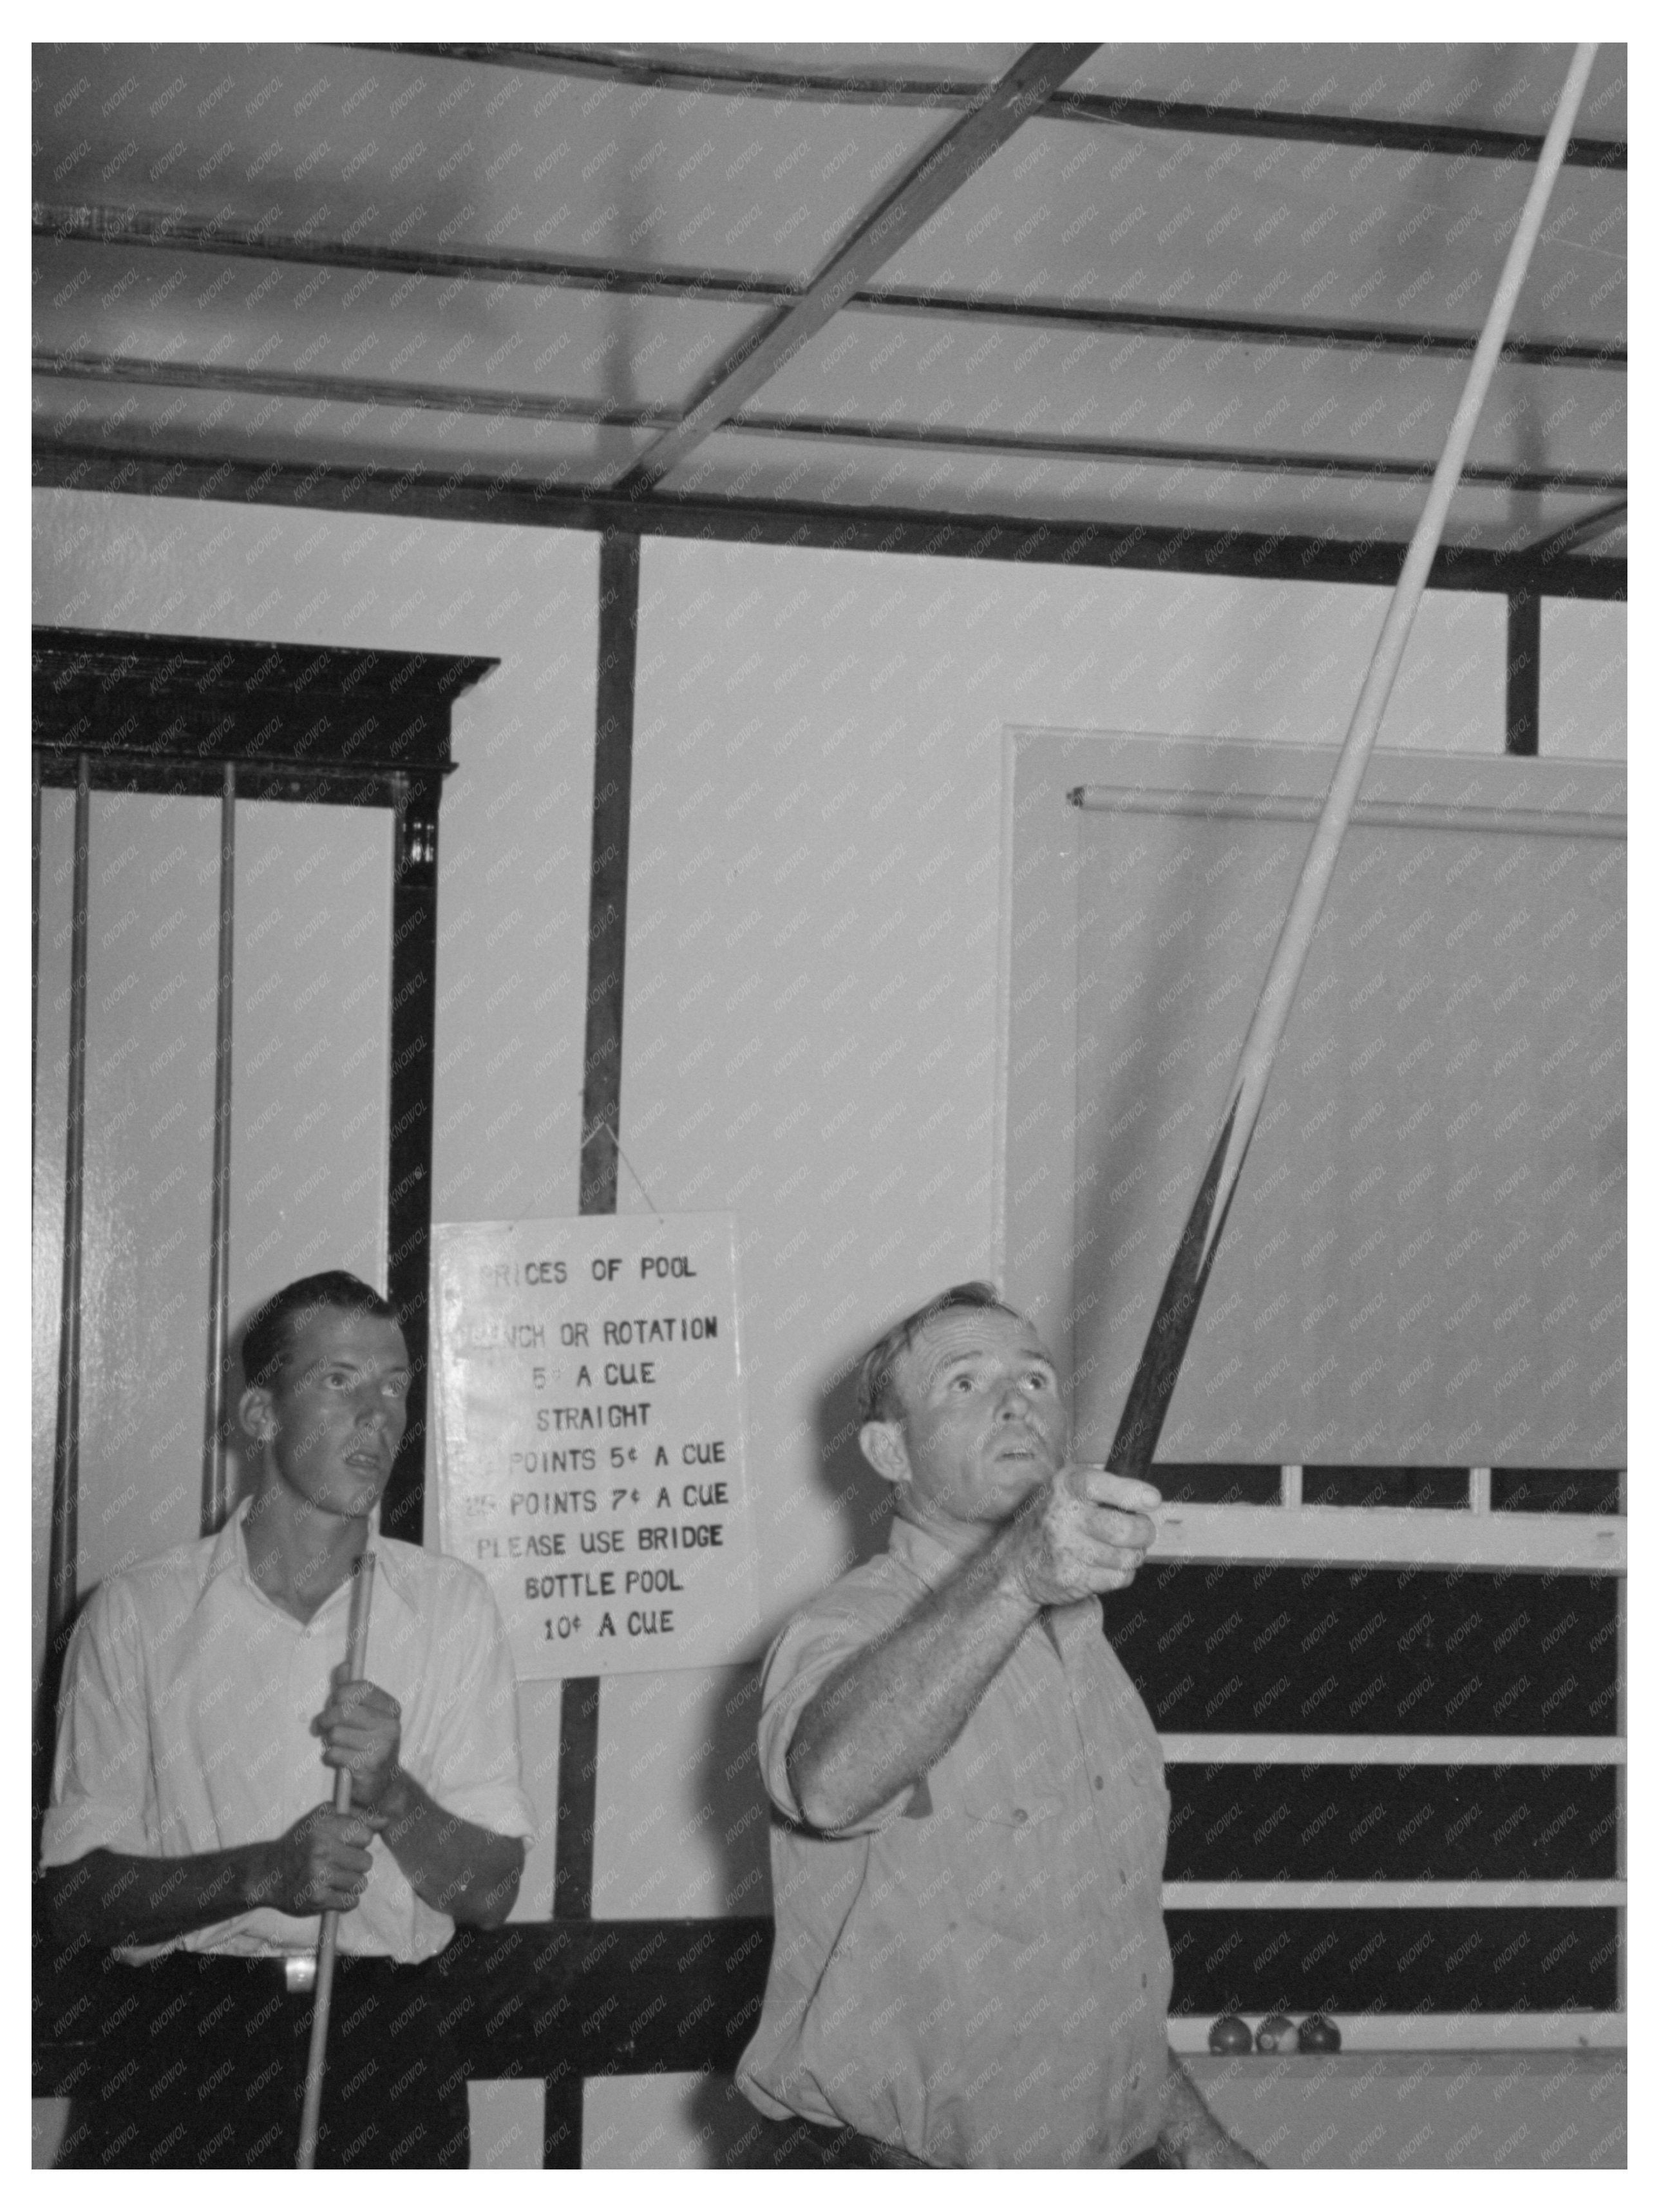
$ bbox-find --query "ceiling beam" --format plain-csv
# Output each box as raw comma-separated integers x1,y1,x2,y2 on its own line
34,354,1626,500
363,43,1627,169
32,440,1626,601
726,411,1624,497
614,42,1098,493
33,203,1626,372
1522,498,1627,560
34,351,672,433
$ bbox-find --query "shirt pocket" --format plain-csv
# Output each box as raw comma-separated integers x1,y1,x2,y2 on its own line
933,1779,1068,1946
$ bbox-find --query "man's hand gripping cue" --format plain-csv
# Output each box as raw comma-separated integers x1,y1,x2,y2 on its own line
313,1667,405,1826
1005,1464,1162,1608
784,1466,1161,1835
263,1667,406,1920
264,1802,377,1916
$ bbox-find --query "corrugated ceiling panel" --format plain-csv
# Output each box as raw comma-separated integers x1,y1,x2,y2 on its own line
33,241,761,415
32,43,950,284
663,428,1605,549
743,319,1624,486
1062,43,1627,141
30,375,653,482
875,122,1626,350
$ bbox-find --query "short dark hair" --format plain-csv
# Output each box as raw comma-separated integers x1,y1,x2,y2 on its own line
855,1281,1025,1426
242,1272,400,1389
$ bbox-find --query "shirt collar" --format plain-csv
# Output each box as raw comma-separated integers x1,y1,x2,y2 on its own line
207,1497,416,1634
886,1506,988,1592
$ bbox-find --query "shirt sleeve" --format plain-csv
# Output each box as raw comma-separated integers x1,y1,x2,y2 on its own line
756,1560,924,1837
417,1566,536,1843
40,1578,153,1867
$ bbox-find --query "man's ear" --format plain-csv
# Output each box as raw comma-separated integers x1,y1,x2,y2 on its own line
238,1386,273,1446
859,1420,910,1486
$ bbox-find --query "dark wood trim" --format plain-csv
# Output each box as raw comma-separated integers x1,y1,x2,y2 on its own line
551,1672,603,1929
579,534,641,1219
547,1675,601,2163
30,628,497,1553
548,531,644,2162
34,1916,777,2101
360,41,1627,169
381,780,444,1544
34,202,1623,371
48,758,91,1666
32,443,1628,600
31,752,41,1179
30,628,494,771
31,354,1625,500
619,43,1098,491
201,764,236,1535
1506,590,1542,757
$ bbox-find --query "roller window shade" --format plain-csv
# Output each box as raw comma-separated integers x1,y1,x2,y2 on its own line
1003,732,1625,1470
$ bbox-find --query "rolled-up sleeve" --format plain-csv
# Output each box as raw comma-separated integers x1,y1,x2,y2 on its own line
756,1564,923,1837
41,1582,152,1866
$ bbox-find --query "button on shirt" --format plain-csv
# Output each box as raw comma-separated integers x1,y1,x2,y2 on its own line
42,1502,535,1963
737,1514,1173,2168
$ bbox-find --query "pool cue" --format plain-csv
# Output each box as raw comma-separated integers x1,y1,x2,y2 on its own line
296,1547,377,2169
1105,42,1598,1484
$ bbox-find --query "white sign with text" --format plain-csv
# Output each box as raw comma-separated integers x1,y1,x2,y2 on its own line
432,1216,760,1679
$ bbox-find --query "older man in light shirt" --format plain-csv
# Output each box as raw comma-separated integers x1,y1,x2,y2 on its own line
738,1281,1260,2169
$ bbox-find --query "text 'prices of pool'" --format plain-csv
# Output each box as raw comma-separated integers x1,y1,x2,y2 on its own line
432,1216,761,1679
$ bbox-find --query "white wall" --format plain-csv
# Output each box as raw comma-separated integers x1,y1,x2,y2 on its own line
31,488,1626,2166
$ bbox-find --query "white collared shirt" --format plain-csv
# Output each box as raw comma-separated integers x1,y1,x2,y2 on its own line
43,1501,535,1962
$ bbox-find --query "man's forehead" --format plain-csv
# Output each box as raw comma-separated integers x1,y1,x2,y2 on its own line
899,1307,1055,1385
283,1306,408,1366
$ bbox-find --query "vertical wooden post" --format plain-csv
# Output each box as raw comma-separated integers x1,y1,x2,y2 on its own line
578,533,641,1216
383,777,443,1544
202,762,236,1534
1506,587,1542,755
48,757,91,1661
546,531,640,2169
32,750,41,1179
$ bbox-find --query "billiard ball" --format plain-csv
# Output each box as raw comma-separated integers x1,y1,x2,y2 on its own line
1208,2014,1253,2055
1255,2014,1296,2053
1297,2014,1341,2054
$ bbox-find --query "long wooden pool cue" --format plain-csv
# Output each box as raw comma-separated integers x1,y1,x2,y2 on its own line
1105,43,1598,1484
296,1547,377,2169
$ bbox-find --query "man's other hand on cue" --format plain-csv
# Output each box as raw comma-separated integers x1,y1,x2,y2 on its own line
314,1668,404,1825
